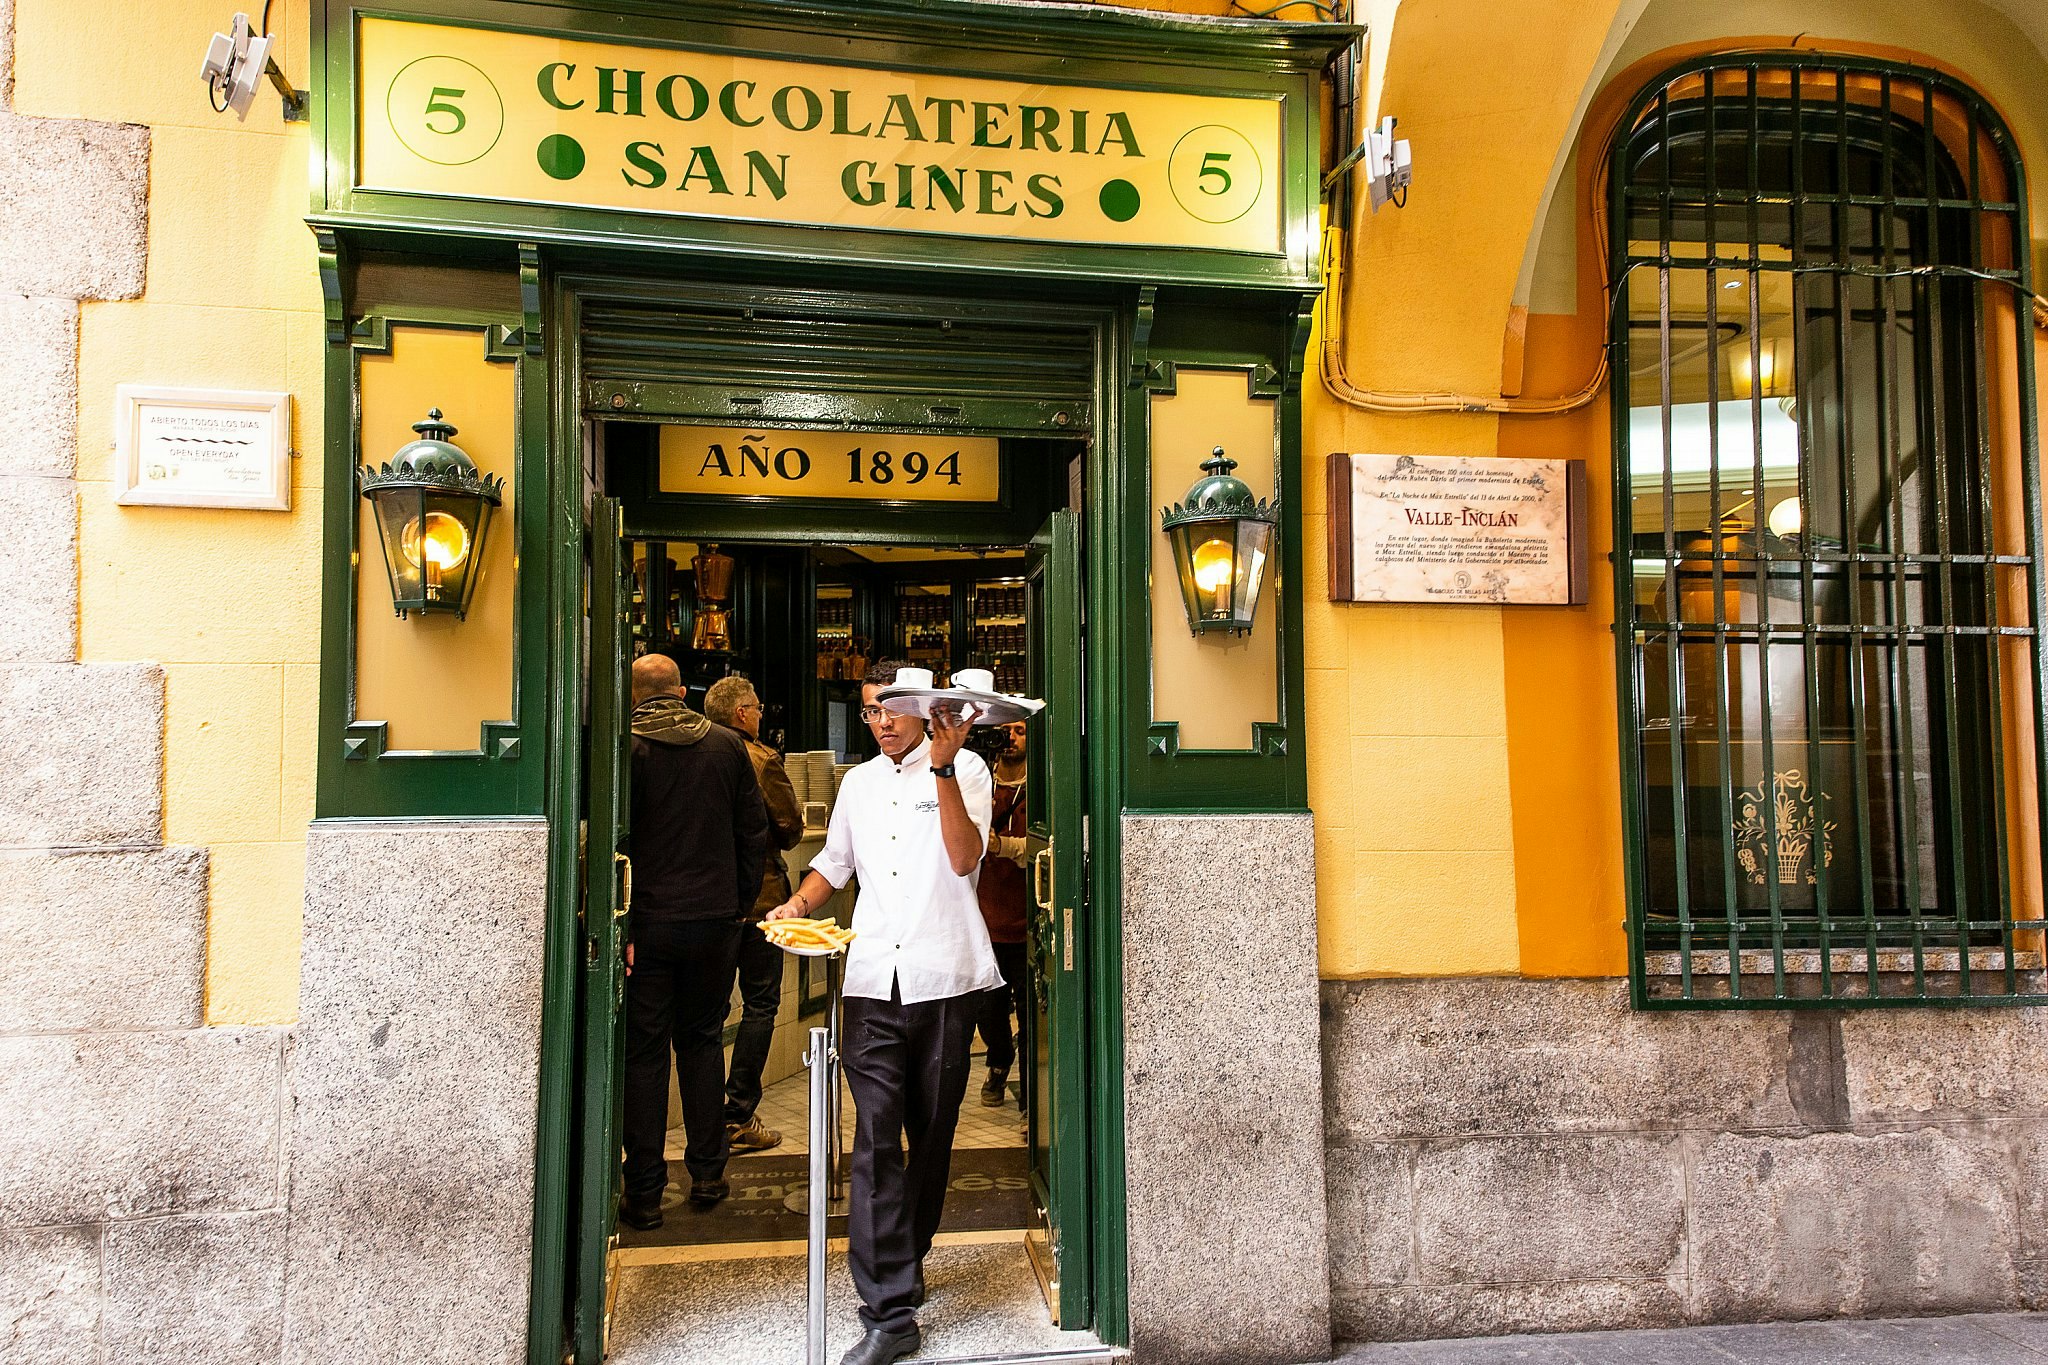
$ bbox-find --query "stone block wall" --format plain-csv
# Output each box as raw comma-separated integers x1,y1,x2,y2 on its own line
0,4,293,1356
1125,814,1331,1365
1323,977,2048,1342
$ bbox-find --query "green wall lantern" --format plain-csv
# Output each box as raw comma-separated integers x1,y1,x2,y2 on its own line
1160,446,1279,636
360,409,504,620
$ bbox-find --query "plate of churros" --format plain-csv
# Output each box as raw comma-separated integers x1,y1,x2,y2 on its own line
760,917,857,956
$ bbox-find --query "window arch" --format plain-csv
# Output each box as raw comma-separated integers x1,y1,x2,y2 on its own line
1608,54,2047,1006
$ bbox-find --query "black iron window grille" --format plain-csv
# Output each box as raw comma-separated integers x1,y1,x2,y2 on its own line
1609,55,2048,1007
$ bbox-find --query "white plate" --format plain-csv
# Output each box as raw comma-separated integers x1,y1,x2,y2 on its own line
769,941,848,958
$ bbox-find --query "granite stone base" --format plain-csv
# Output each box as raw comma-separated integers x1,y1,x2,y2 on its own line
1323,978,2048,1342
283,818,549,1365
1124,813,1328,1365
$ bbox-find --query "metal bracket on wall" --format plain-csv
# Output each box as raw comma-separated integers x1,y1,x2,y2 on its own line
1277,293,1317,394
518,244,545,356
1130,284,1160,386
315,229,347,346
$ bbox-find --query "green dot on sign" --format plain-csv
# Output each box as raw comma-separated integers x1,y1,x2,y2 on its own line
1098,179,1140,223
536,134,586,181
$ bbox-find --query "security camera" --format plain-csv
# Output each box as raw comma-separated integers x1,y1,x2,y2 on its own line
1364,117,1414,212
201,12,295,121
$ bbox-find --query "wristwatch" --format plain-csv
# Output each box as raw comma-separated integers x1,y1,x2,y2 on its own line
931,763,957,779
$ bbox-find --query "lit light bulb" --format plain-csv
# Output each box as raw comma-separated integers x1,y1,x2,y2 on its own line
1192,537,1234,616
400,511,472,597
1766,496,1803,539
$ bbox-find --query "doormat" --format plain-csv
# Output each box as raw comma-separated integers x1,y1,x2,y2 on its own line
621,1145,1032,1248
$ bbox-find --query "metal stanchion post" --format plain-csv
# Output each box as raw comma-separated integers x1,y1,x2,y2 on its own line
786,952,851,1218
804,1023,831,1365
826,952,846,1204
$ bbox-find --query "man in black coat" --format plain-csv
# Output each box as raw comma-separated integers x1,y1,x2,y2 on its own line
620,654,770,1228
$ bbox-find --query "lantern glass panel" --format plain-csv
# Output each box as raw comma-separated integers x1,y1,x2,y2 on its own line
1233,519,1274,626
366,485,495,618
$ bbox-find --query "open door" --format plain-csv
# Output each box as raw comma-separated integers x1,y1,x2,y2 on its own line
1023,507,1090,1327
573,498,631,1361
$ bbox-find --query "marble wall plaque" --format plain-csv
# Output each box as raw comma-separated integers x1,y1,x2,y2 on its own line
1327,453,1587,605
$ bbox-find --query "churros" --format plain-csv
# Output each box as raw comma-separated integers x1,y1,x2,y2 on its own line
759,917,857,953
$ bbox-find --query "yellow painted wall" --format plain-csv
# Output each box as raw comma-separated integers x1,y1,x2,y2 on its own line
1306,0,1634,979
1309,0,2048,981
16,0,321,1024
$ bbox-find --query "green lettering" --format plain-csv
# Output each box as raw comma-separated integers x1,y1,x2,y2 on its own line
924,165,967,213
719,80,763,128
771,85,822,132
537,63,582,111
923,97,966,143
1019,105,1060,152
877,94,927,142
596,67,642,117
745,150,789,200
1069,110,1089,154
1025,172,1064,218
655,73,708,122
678,146,731,194
977,168,1016,216
1096,111,1142,157
831,90,872,136
971,101,1011,149
895,163,914,208
840,160,885,206
621,141,666,188
699,444,734,477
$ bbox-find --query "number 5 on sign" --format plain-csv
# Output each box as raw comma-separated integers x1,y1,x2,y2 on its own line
384,55,504,166
1168,124,1263,225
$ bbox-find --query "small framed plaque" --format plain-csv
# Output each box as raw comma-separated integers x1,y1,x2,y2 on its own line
113,386,293,511
1328,453,1588,605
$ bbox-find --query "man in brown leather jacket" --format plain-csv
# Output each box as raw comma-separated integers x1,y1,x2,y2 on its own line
705,676,805,1154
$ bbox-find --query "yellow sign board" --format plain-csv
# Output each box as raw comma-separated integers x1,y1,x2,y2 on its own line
357,17,1284,255
658,427,1001,503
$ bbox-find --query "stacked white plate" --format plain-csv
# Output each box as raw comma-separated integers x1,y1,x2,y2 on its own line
804,752,836,816
786,760,810,809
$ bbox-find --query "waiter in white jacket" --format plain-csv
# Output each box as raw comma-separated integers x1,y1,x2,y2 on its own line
767,659,1002,1365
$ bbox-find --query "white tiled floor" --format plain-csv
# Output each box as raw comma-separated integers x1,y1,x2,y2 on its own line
667,1045,1028,1160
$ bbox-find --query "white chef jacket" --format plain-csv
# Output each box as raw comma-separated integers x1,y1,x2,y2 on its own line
809,739,1005,1004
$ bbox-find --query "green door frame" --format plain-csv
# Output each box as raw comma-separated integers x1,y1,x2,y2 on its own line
537,267,1134,1353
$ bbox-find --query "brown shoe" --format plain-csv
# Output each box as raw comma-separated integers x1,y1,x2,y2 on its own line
727,1116,783,1153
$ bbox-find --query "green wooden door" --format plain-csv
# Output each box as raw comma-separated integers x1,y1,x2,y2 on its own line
1024,507,1090,1327
574,498,632,1361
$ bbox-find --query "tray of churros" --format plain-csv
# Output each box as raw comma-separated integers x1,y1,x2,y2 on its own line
760,917,857,957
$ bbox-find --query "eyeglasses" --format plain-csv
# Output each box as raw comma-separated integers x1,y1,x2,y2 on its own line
858,705,887,722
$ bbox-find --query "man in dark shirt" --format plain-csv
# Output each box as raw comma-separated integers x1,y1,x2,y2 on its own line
620,654,769,1229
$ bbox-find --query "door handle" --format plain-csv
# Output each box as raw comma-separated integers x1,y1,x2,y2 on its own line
614,852,631,919
1031,847,1053,911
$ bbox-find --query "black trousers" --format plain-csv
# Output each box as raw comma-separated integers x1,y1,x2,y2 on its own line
842,983,980,1335
723,924,784,1126
621,916,743,1203
974,941,1030,1086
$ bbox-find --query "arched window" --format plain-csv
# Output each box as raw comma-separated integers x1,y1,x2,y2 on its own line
1609,55,2046,1006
